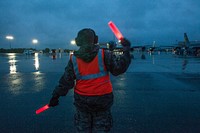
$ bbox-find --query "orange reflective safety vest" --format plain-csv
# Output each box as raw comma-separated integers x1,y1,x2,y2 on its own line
71,49,113,96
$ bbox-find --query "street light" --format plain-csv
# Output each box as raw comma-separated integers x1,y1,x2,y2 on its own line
6,35,14,49
71,40,76,45
32,39,38,49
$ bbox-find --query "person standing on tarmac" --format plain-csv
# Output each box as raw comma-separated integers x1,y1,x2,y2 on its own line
49,28,131,132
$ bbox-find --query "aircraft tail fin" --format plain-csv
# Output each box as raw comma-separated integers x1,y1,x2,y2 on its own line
184,33,190,46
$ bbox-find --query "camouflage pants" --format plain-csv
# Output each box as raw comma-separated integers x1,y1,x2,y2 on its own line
74,108,112,133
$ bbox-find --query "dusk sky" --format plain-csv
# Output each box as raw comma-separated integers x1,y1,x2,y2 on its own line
0,0,200,49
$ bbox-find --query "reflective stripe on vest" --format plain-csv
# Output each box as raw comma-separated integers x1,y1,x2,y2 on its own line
71,49,108,80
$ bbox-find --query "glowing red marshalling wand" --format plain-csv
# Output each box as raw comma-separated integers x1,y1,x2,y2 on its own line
36,104,50,114
108,21,124,40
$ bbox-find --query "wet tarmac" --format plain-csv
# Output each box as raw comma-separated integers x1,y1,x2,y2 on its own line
0,52,200,133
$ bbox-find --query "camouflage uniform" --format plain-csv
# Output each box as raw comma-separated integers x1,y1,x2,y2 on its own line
75,108,112,132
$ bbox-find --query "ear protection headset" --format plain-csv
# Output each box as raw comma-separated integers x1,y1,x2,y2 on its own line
75,28,98,46
90,29,98,44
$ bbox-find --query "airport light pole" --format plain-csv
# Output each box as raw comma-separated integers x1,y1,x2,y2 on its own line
70,40,76,54
32,39,38,50
6,35,14,49
70,40,76,45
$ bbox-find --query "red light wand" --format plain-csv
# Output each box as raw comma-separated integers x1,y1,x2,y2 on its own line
36,104,50,114
108,21,124,40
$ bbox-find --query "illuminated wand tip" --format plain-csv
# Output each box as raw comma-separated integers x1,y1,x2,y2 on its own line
36,104,50,114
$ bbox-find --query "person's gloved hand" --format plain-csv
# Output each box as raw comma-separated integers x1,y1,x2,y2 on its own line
121,38,131,51
49,96,59,107
121,38,131,47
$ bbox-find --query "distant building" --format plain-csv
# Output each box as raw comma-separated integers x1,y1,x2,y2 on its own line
178,40,200,47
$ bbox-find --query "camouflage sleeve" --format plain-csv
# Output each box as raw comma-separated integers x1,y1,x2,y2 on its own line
52,60,75,97
104,49,131,76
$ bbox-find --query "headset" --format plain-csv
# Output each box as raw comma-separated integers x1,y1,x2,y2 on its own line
75,28,98,46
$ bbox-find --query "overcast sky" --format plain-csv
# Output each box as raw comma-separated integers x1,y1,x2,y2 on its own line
0,0,200,49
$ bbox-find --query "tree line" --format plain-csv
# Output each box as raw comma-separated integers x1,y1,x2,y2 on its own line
0,48,71,53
